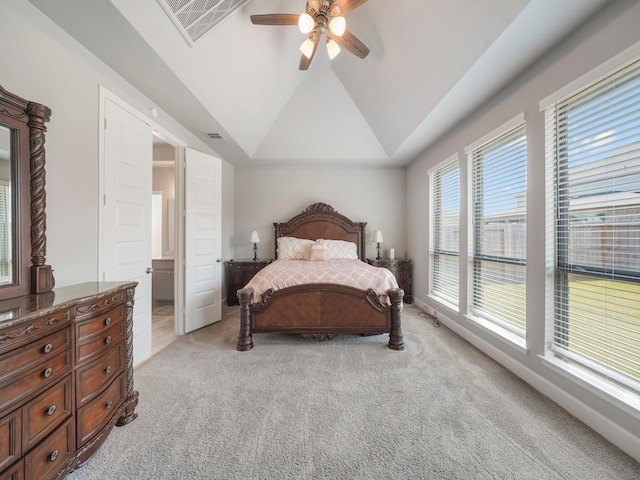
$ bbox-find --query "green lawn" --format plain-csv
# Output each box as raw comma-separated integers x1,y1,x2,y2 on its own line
436,278,640,383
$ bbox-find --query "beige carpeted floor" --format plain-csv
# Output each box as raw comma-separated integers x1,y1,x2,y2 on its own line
67,305,639,479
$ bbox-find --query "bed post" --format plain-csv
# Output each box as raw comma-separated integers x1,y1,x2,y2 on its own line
388,288,405,351
237,288,254,351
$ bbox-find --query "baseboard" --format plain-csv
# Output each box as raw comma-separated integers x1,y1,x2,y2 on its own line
413,298,640,461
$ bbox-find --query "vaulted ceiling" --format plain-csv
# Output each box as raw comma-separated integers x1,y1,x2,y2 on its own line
28,0,609,167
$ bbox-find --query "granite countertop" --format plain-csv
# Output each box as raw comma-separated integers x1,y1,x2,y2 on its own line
0,281,137,330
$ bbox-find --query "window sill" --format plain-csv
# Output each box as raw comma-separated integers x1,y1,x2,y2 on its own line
426,294,458,315
464,314,528,355
540,354,640,421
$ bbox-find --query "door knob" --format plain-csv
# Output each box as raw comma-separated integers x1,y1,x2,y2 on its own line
146,267,154,274
216,258,222,262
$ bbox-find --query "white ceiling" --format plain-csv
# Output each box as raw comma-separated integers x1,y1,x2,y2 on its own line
28,0,610,167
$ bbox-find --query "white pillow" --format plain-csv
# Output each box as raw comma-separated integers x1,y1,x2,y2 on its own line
308,241,327,261
317,239,358,259
277,236,315,260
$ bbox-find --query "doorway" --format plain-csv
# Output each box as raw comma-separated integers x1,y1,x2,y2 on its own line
151,133,177,355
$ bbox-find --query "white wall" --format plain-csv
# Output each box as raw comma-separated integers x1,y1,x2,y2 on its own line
406,1,640,460
0,0,234,287
234,166,406,262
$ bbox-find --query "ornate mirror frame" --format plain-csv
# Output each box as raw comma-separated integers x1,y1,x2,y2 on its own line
0,85,54,300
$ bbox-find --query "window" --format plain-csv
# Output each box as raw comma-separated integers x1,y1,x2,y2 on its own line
468,120,527,338
151,191,163,259
0,183,11,280
430,156,460,306
545,56,640,391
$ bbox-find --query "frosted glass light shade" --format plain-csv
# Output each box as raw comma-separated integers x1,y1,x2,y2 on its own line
373,231,383,243
326,39,341,60
250,231,260,243
328,16,346,36
300,38,315,59
298,13,315,34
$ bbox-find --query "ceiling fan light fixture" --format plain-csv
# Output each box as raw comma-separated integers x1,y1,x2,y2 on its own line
298,13,315,34
326,38,341,59
300,37,315,59
328,16,346,36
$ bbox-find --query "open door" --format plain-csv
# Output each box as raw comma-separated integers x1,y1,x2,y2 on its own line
184,148,222,333
101,98,153,365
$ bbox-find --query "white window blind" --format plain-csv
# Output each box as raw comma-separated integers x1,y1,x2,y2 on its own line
151,192,163,259
431,159,459,305
546,56,640,390
0,183,11,279
470,124,527,336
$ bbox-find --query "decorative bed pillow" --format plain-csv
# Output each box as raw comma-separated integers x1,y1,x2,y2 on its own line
277,236,315,260
308,241,327,261
317,239,358,259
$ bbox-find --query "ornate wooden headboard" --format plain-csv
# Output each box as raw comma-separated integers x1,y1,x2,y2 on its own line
274,203,367,260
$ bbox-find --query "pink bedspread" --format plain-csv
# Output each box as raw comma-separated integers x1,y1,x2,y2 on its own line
243,259,399,304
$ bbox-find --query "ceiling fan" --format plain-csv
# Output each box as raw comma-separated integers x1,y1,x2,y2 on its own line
251,0,370,70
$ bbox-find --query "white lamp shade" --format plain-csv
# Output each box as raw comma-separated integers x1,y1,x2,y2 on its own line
250,231,260,243
300,38,315,59
326,38,341,60
298,13,315,34
328,16,346,36
373,231,383,243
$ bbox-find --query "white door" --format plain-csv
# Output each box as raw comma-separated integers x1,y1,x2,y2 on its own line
184,148,222,333
102,98,153,365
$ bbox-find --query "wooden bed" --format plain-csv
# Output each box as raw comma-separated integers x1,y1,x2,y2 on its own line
236,202,404,351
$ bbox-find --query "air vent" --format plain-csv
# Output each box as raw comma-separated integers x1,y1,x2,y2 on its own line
157,0,250,46
206,132,224,139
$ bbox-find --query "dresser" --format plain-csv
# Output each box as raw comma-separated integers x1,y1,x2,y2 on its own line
0,282,138,480
226,260,271,306
366,258,413,304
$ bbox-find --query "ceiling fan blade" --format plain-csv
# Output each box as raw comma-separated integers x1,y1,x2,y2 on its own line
299,33,321,70
307,0,321,12
250,14,299,26
333,0,368,16
332,30,370,59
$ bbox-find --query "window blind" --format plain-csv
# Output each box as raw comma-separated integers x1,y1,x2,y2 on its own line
151,192,163,259
471,124,527,335
0,184,10,278
431,160,459,305
547,57,640,389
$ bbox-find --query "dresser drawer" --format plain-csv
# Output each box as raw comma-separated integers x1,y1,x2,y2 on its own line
0,410,20,473
24,417,73,480
0,350,71,413
76,341,125,407
77,373,126,445
21,375,72,452
73,292,125,321
76,320,124,365
0,310,69,353
0,327,70,386
0,459,23,480
75,304,123,343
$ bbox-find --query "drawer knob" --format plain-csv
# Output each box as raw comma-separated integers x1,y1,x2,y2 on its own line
105,317,112,326
49,449,59,462
43,367,53,378
46,404,57,416
106,400,113,410
105,365,112,374
105,335,112,345
43,343,53,354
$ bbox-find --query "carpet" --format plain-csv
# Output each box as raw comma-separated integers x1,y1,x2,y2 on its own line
67,305,639,479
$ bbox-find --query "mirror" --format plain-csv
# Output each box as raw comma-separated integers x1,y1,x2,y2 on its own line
0,125,13,286
0,85,54,300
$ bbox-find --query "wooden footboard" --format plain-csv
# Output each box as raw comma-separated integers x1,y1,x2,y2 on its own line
236,284,404,351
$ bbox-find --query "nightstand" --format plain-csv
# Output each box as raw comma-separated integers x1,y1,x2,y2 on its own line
226,259,272,306
366,258,413,304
